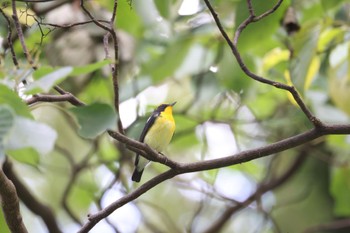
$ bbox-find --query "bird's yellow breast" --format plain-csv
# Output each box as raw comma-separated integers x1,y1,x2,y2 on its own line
143,106,175,152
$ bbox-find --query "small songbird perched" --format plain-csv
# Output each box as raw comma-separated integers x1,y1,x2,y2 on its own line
131,102,176,182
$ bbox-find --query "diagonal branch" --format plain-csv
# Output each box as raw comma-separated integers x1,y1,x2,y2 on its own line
0,7,19,68
78,169,178,233
11,0,36,69
202,147,307,233
79,124,350,232
203,0,322,128
0,165,28,233
26,93,85,106
2,159,62,233
80,0,124,134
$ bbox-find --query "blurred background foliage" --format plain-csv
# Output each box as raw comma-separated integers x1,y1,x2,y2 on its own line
0,0,350,232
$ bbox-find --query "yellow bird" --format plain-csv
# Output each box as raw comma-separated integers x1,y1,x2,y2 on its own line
132,102,176,182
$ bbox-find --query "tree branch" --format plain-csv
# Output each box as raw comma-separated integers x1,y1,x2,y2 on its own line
80,0,124,134
7,1,350,233
203,0,322,128
26,92,85,106
11,0,36,69
304,218,350,233
2,159,62,233
203,146,307,233
0,165,28,233
0,7,19,68
79,124,350,232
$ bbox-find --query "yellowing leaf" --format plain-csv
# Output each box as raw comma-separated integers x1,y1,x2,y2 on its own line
329,71,350,116
304,57,320,90
3,7,36,26
329,42,350,116
317,28,345,52
262,48,290,72
284,70,298,106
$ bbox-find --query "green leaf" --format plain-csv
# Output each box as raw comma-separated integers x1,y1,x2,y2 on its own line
7,148,40,167
70,103,117,139
0,105,15,158
289,21,322,93
248,87,286,119
70,59,111,76
98,134,119,161
154,0,170,19
175,43,217,77
328,42,350,116
0,84,32,118
321,0,345,10
318,27,345,52
217,45,253,92
4,116,57,156
117,0,142,37
330,166,350,216
0,209,10,233
141,38,193,82
235,0,289,54
26,67,73,94
68,170,98,214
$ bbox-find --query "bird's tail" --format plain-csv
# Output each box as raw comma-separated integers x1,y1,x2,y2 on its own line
131,168,144,182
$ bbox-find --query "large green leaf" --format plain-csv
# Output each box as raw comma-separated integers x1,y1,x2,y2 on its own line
141,38,193,82
0,209,10,233
328,41,350,116
7,148,40,167
154,0,171,19
4,116,57,156
116,0,143,37
289,21,322,93
26,67,73,94
330,166,350,216
70,59,111,76
235,0,289,54
70,103,117,139
68,169,99,217
0,84,32,118
217,44,253,92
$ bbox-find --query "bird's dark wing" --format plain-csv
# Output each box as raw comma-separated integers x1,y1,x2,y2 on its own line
139,111,159,142
134,111,159,167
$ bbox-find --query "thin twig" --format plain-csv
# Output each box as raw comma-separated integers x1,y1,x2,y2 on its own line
39,19,110,29
203,0,322,128
202,147,307,233
11,0,36,69
80,0,124,134
0,7,19,68
246,0,255,16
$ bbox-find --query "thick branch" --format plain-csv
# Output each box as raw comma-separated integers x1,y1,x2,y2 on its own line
79,124,350,232
77,170,178,233
203,147,307,233
304,218,350,233
0,166,28,233
3,160,62,233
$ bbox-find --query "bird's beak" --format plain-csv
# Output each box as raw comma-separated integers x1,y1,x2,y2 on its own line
170,102,177,106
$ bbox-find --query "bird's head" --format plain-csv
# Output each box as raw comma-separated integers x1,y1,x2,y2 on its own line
156,102,176,115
